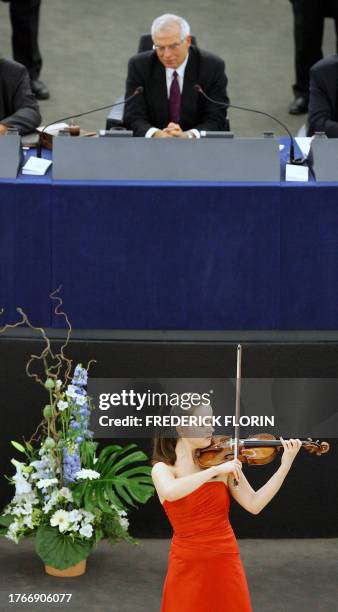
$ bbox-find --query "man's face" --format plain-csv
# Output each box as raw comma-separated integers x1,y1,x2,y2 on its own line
153,24,191,69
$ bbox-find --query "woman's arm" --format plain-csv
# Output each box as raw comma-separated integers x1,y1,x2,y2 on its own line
152,459,242,502
228,438,302,514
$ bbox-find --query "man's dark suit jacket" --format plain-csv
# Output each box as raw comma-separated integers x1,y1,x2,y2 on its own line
124,46,229,137
308,55,338,137
0,58,41,134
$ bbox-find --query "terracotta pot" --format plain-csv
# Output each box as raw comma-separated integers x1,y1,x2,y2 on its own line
44,559,87,577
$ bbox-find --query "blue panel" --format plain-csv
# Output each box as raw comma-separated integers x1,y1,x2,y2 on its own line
50,184,280,329
0,183,52,327
280,185,338,329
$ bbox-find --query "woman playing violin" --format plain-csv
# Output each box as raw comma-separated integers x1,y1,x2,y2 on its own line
152,399,302,612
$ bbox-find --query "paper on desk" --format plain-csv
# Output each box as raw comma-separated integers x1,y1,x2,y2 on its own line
285,163,309,182
295,137,313,158
36,122,69,135
22,156,52,175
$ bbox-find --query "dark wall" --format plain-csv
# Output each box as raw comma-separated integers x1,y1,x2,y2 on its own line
0,337,337,538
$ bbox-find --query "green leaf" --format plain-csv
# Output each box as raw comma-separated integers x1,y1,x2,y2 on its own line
35,526,92,570
78,443,154,512
104,483,125,511
114,482,136,507
96,484,113,513
79,441,97,468
95,444,122,469
83,483,96,513
71,482,86,507
11,440,26,453
109,451,149,475
0,514,14,527
120,466,152,477
0,514,15,534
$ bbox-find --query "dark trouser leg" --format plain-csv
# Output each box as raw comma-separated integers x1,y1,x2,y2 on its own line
331,8,338,54
9,0,42,80
291,0,324,98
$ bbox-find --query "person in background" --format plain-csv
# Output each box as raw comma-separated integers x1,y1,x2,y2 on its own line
124,13,229,138
2,0,50,100
288,0,338,115
0,57,41,134
308,54,338,136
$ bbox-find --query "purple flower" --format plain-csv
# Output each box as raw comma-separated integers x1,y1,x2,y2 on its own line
62,445,81,484
70,421,80,430
72,365,88,387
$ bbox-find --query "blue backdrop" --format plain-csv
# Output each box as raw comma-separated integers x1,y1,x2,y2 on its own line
1,159,338,329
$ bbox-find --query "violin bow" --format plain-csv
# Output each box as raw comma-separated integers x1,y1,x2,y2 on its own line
233,344,242,486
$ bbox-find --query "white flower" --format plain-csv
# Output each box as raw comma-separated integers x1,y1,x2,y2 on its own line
13,491,39,506
12,502,32,516
56,380,62,390
5,521,20,543
79,523,93,538
68,509,82,523
75,469,100,481
119,517,129,530
66,385,80,399
75,394,87,406
22,515,33,529
81,510,95,522
70,522,79,532
11,460,32,496
36,478,58,489
43,500,54,513
50,510,70,533
59,487,73,502
57,400,68,412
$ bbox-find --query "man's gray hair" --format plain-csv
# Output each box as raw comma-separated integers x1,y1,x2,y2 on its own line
151,14,191,41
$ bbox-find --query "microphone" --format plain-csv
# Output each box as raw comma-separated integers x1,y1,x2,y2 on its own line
194,84,303,165
36,86,144,157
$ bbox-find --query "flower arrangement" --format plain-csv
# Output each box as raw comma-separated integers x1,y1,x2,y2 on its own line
0,292,154,572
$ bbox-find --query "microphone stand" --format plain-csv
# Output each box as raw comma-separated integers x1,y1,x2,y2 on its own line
36,86,143,158
194,85,304,165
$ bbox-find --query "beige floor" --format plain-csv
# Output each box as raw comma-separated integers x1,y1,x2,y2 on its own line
0,538,337,611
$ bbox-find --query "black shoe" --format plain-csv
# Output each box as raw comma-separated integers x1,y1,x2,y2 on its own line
288,96,308,115
30,78,50,100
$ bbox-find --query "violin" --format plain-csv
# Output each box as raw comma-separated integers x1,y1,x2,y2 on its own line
198,345,330,471
196,433,330,468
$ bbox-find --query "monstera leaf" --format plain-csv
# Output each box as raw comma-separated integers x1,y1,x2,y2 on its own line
35,526,92,570
72,444,154,513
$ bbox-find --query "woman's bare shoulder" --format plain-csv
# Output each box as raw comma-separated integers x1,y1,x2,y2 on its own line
151,461,175,477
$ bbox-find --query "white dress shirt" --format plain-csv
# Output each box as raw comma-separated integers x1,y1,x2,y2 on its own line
145,54,200,138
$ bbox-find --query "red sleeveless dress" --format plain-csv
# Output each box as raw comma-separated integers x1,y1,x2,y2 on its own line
161,481,252,612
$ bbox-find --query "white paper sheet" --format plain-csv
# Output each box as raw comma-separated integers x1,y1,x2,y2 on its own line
22,157,52,175
285,163,309,182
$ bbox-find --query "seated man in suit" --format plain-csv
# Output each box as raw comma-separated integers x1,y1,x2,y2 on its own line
308,54,338,137
0,57,41,134
124,13,229,138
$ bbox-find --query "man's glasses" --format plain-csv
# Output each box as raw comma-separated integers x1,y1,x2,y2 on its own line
153,40,185,53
